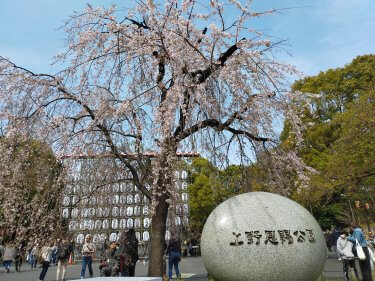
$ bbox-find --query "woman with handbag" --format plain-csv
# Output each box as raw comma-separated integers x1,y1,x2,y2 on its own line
348,222,373,281
337,231,360,281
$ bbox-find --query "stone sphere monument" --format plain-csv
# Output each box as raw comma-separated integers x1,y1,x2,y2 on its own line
201,192,326,281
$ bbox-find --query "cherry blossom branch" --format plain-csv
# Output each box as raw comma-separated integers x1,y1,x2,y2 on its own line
176,117,271,143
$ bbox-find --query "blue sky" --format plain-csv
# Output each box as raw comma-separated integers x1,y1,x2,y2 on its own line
0,0,374,78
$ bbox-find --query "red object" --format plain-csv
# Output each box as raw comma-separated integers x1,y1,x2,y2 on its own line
68,254,73,265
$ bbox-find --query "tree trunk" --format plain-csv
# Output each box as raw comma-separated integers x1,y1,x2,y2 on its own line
147,193,169,276
147,138,176,277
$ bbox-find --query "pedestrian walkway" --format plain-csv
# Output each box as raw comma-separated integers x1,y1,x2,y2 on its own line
322,252,358,280
0,254,370,281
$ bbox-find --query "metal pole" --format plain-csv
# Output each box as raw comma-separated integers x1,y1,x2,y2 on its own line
364,208,371,232
348,199,356,222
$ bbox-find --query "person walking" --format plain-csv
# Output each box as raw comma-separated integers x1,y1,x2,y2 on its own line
337,231,359,281
52,239,60,266
348,222,373,281
26,246,31,267
14,245,23,272
2,242,16,273
0,241,4,263
332,227,342,260
119,229,139,276
324,229,333,252
30,244,39,268
56,239,73,281
81,235,95,279
38,242,55,281
166,233,182,280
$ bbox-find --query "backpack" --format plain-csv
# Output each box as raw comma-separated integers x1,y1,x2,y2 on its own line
58,243,71,260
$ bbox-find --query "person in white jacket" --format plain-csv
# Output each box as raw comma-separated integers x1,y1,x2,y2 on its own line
337,231,359,281
81,235,95,279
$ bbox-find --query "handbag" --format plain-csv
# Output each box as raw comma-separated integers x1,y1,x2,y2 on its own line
368,247,375,263
355,239,366,261
68,254,73,265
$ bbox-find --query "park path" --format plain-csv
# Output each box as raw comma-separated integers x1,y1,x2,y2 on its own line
0,253,360,281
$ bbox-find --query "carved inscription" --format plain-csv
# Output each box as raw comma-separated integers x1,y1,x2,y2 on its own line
245,231,262,245
264,230,279,245
230,229,316,246
306,229,316,242
278,230,293,244
230,232,244,246
293,230,306,243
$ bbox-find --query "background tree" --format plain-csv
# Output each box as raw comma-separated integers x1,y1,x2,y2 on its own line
0,1,308,275
188,157,261,236
280,55,375,229
0,135,63,243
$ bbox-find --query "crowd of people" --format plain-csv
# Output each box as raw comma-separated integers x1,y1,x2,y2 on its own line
0,237,75,281
98,229,139,277
1,223,373,281
0,229,187,280
324,222,375,281
0,229,141,281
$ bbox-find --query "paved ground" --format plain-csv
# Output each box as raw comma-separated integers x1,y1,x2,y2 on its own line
0,252,370,281
0,256,207,281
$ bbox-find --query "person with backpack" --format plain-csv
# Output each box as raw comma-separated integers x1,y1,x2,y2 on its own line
38,242,56,281
56,239,73,281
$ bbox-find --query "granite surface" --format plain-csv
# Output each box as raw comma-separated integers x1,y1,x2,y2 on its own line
201,192,326,281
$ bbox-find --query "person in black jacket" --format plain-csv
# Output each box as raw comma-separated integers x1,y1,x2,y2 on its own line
166,232,182,280
119,229,139,276
14,245,23,272
56,239,73,281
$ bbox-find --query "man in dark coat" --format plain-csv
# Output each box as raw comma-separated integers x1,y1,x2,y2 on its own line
119,229,139,276
56,239,73,281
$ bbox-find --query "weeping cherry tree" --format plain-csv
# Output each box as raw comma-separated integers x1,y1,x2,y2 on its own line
0,0,310,275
